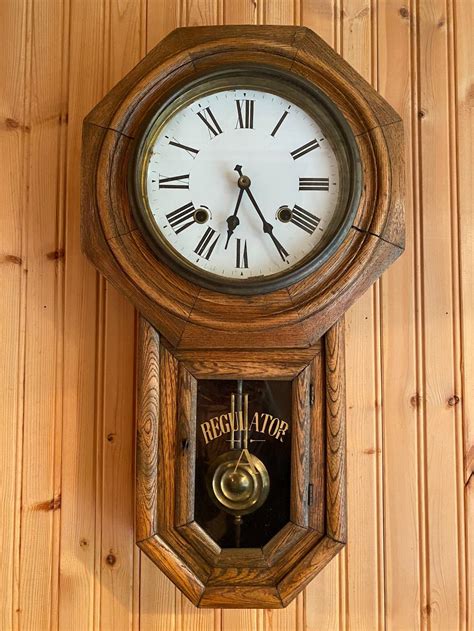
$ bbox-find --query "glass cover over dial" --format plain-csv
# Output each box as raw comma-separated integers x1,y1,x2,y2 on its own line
133,71,360,292
195,379,292,548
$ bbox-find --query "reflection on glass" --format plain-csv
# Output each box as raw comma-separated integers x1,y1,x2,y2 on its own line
194,379,292,548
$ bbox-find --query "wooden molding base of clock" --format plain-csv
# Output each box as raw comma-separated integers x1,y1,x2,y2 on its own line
136,316,346,609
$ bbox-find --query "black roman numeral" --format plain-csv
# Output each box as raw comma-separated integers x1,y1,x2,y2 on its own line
236,99,254,129
270,110,289,137
194,227,220,259
290,139,320,160
235,238,249,269
298,177,329,191
291,205,321,235
159,174,190,189
168,139,200,157
197,107,223,138
166,202,195,234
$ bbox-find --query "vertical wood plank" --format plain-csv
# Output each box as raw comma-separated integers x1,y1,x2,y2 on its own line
186,0,222,26
59,0,107,628
18,1,68,629
417,1,464,628
325,320,346,544
99,1,143,629
262,0,296,25
136,317,160,542
342,1,384,630
454,2,474,630
223,0,256,24
0,1,28,630
140,3,181,629
377,1,421,629
300,4,343,630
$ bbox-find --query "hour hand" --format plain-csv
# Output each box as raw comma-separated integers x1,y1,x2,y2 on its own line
224,179,245,249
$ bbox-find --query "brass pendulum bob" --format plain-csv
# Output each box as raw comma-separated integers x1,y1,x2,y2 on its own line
206,381,270,547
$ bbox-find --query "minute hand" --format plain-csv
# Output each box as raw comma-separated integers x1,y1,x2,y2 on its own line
243,187,289,261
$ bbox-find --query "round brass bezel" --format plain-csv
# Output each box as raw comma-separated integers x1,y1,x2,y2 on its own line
130,65,362,295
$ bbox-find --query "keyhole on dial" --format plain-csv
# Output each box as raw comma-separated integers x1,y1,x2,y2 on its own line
194,206,210,224
276,205,292,223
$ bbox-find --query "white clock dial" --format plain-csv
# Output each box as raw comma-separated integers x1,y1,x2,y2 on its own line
135,75,358,291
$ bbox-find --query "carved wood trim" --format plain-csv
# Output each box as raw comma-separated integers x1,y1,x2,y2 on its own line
81,25,404,351
135,316,347,607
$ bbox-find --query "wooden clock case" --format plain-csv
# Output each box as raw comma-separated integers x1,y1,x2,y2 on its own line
81,25,404,608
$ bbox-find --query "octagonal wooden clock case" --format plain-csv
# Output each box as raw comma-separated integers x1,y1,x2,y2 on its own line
81,26,404,609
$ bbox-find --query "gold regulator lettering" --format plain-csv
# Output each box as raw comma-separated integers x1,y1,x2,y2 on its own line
200,411,289,444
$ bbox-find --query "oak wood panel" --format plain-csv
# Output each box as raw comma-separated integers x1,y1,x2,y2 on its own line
290,366,311,527
136,324,343,606
136,318,160,541
1,1,472,630
308,350,326,533
325,319,346,543
175,367,197,528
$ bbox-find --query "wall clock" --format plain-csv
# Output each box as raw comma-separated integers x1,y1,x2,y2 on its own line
81,25,404,608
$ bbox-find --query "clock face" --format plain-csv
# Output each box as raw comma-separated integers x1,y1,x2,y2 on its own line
133,71,360,292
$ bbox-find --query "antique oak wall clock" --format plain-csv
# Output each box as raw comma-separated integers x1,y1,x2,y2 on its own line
81,26,404,608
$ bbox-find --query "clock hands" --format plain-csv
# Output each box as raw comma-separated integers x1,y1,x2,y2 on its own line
234,165,289,261
224,186,244,249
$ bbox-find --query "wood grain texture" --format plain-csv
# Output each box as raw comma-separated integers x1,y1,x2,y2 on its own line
136,317,160,541
59,0,106,629
325,318,346,543
140,2,181,628
377,3,421,629
136,326,344,607
454,3,474,631
342,4,385,629
99,4,143,629
290,366,311,527
417,2,464,628
10,2,67,630
81,23,404,351
175,367,197,527
1,0,471,628
0,2,28,630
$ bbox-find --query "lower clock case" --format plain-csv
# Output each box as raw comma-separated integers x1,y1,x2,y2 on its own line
136,316,346,608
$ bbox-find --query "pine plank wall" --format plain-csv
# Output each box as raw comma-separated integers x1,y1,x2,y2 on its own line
1,0,472,629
